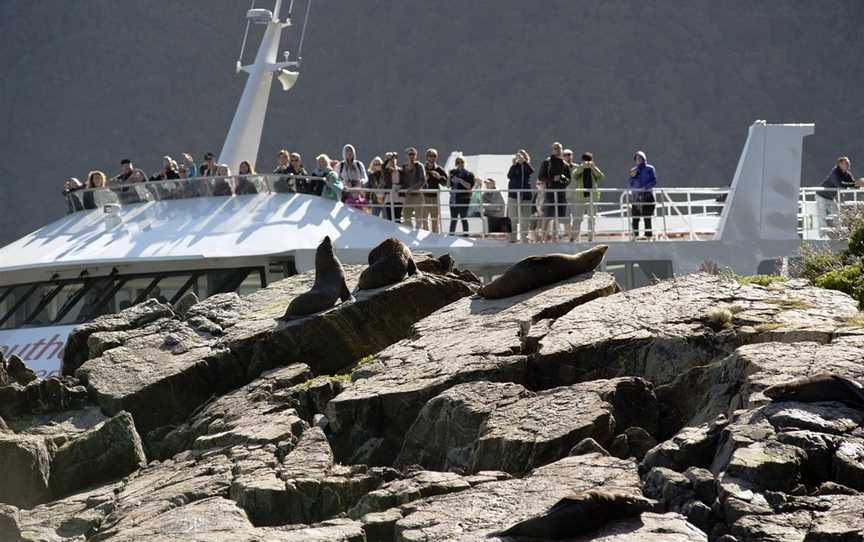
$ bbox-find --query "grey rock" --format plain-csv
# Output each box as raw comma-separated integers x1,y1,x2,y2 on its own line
361,508,403,542
157,363,311,458
563,512,706,541
833,438,864,491
396,377,655,475
172,290,199,317
0,503,20,541
641,417,727,473
395,381,531,472
642,467,695,512
62,298,175,376
49,411,146,500
682,500,713,532
608,434,630,459
0,376,90,420
92,451,234,540
17,482,120,541
683,467,717,505
624,426,658,461
0,433,51,508
394,453,645,541
7,354,38,385
230,427,392,527
348,470,509,521
570,437,610,457
328,273,619,465
533,274,859,390
76,270,473,437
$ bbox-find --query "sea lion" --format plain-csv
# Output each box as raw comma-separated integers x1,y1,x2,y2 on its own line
763,373,864,409
479,245,608,299
357,237,419,290
284,236,352,318
496,490,653,539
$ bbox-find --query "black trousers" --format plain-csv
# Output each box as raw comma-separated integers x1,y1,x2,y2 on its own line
631,190,656,237
450,196,471,233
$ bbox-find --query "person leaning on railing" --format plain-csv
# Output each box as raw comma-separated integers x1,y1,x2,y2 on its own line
507,149,534,243
815,156,864,235
448,154,475,235
629,150,657,240
367,156,387,217
149,156,180,181
424,148,447,233
311,154,343,201
236,161,261,195
538,142,571,241
211,164,234,197
338,144,368,211
382,152,403,222
400,147,428,229
482,178,510,234
63,177,85,213
568,152,604,242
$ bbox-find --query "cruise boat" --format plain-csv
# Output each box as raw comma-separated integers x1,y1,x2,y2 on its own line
0,2,850,377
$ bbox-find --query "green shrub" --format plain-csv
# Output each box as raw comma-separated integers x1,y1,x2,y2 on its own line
814,264,864,307
736,274,787,287
800,251,844,284
846,221,864,258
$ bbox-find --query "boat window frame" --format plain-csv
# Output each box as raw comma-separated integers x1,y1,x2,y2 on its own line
0,266,266,330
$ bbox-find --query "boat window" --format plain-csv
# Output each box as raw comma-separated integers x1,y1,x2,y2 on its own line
0,267,266,330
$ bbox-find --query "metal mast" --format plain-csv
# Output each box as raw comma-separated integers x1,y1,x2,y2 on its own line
218,0,300,173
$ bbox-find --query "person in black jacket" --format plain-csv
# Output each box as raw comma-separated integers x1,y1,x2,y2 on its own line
507,149,534,242
199,152,218,177
424,148,447,233
448,154,475,235
537,142,570,241
815,156,864,236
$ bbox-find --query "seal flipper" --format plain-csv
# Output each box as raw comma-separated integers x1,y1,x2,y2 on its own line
339,281,353,302
407,257,418,276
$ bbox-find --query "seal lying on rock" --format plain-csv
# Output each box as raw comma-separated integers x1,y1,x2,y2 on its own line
763,373,864,409
357,237,419,290
479,245,608,299
284,236,352,318
496,490,653,539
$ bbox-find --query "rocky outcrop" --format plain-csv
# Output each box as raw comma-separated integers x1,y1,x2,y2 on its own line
13,268,864,540
393,453,648,541
48,411,146,500
0,410,144,509
533,274,859,390
396,377,657,474
75,269,476,436
328,272,619,465
0,434,51,508
157,363,312,458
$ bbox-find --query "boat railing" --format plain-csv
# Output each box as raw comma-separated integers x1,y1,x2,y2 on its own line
64,175,737,242
798,187,864,240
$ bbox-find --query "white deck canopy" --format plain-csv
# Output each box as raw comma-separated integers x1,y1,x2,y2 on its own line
0,192,487,284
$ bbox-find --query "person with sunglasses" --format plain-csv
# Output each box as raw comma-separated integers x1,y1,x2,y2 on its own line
400,147,428,229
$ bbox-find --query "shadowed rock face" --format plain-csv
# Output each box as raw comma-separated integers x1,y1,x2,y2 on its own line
73,268,476,436
8,269,864,540
327,272,620,466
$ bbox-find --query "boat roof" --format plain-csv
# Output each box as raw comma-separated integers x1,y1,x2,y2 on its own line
0,191,486,284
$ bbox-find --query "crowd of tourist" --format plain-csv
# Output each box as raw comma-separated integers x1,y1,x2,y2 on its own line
63,143,668,242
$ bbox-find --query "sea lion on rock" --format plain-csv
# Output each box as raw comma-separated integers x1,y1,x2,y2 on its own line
284,236,352,319
357,237,419,290
763,373,864,409
479,245,608,299
496,490,653,539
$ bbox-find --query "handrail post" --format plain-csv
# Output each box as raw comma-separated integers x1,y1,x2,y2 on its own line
687,190,694,240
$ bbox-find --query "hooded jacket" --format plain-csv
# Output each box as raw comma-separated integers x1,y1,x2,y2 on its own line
337,144,367,187
629,151,657,190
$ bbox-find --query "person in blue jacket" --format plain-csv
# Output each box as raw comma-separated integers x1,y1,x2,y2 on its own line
629,150,657,239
